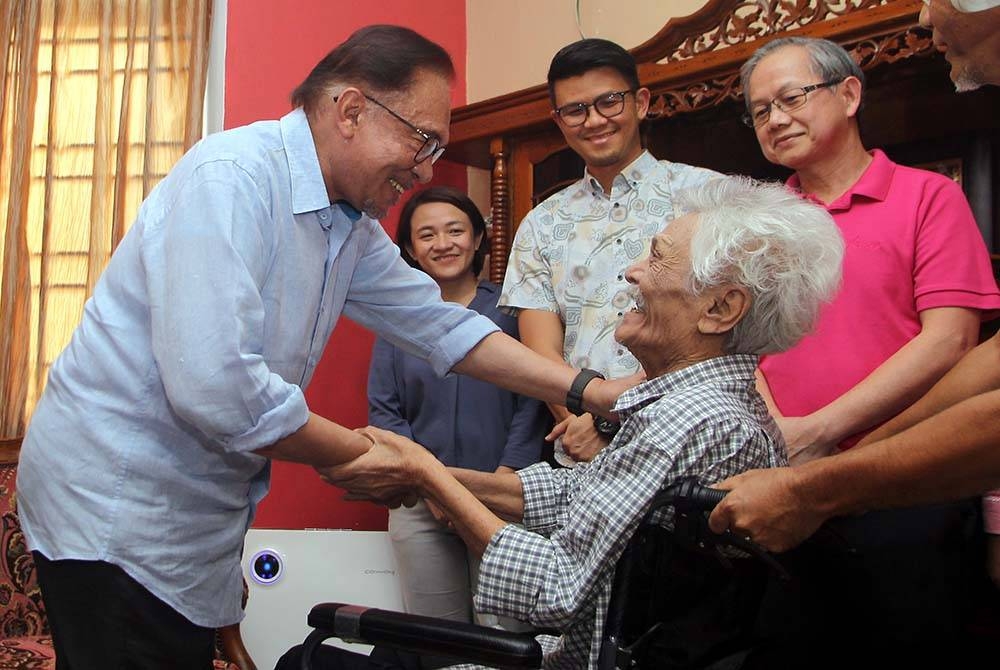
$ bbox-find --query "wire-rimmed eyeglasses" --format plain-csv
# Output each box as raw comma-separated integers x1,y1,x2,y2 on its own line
554,90,636,127
742,79,843,128
335,92,446,164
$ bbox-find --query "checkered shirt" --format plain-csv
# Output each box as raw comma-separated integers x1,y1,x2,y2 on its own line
461,354,786,669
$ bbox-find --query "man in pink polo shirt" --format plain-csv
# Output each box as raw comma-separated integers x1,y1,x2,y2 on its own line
708,0,1000,581
740,36,1000,465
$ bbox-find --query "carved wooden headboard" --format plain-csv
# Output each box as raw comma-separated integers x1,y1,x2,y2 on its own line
446,0,1000,284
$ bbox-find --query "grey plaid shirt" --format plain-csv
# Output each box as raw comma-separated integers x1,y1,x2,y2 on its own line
469,354,786,669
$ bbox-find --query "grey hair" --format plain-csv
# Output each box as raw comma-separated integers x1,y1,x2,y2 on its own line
678,177,844,355
740,36,865,113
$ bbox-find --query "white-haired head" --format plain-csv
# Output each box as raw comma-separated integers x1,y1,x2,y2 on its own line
677,177,844,355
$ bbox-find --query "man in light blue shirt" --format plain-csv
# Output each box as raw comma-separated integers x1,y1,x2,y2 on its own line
18,25,629,670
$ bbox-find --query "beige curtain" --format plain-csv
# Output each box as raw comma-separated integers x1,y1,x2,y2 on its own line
0,0,212,438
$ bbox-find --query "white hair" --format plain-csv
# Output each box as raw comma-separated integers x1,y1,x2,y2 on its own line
678,177,844,355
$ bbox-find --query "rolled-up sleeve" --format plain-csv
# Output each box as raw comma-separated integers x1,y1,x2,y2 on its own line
141,161,308,452
342,224,499,376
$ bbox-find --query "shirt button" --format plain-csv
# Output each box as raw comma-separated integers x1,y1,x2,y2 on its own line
617,274,623,281
616,239,622,244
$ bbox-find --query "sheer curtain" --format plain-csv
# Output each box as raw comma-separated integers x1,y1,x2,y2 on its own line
0,0,212,438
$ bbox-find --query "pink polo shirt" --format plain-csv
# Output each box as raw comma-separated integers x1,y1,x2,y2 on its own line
759,149,1000,449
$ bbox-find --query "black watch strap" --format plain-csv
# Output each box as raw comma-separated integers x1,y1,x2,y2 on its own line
594,416,621,438
566,368,605,416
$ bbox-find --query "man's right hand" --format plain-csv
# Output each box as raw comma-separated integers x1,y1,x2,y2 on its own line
707,467,827,553
561,414,610,463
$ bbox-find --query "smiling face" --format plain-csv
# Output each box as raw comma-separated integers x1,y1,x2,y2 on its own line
405,201,482,284
920,0,1000,91
746,46,860,172
317,68,452,219
550,67,649,187
614,215,708,376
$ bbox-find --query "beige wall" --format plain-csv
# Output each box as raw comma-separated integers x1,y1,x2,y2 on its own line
466,0,709,103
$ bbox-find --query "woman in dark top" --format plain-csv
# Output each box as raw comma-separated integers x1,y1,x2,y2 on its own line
367,187,548,626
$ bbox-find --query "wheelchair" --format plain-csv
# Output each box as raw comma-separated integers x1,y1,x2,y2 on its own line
293,480,992,670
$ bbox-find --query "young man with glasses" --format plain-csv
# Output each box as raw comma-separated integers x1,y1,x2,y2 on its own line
739,36,1000,467
499,39,720,466
16,25,634,669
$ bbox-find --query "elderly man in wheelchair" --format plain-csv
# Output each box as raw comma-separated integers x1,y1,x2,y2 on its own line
280,176,845,670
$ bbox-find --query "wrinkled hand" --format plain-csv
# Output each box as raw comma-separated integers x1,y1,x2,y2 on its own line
708,467,825,553
560,414,609,463
988,535,1000,590
316,426,429,508
545,415,573,442
777,415,836,466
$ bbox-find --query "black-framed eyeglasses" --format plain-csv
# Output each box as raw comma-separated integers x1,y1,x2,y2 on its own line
335,92,446,164
554,89,636,127
742,79,843,128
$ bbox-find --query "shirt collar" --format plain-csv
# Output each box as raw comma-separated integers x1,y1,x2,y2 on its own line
584,150,657,196
787,149,893,211
279,107,333,216
614,353,760,416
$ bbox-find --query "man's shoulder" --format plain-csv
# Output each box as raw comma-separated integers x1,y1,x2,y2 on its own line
528,176,592,214
647,159,723,185
184,120,284,178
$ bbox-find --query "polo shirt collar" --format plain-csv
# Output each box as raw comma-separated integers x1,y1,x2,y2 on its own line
279,107,333,216
787,149,893,211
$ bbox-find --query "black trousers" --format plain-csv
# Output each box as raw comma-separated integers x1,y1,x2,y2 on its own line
32,552,216,670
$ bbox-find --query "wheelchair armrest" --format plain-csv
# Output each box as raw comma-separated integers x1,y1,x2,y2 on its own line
304,603,543,669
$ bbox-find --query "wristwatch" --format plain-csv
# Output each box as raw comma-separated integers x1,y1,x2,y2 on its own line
566,368,605,416
593,416,621,438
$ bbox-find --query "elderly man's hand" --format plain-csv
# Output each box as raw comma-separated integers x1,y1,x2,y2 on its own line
316,427,432,508
707,467,826,553
560,414,609,463
777,415,837,466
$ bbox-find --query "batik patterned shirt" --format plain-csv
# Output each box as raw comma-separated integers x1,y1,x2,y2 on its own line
469,354,786,669
499,151,721,379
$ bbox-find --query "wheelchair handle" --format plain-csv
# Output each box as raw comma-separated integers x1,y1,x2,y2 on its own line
662,478,728,513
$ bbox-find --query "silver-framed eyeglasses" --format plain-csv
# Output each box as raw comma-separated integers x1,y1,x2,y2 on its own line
554,89,636,127
742,79,843,128
341,93,446,164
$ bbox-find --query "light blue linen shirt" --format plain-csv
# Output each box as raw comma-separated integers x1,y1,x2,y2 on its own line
17,107,498,628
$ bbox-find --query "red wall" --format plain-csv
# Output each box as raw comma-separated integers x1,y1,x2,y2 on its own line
224,0,468,530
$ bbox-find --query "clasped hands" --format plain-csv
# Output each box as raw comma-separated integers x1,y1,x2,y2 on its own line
316,426,431,509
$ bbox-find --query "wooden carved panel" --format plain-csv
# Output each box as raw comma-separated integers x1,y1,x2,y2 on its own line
646,25,935,119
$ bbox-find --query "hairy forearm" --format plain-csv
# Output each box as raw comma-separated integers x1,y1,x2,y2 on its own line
794,389,1000,516
255,412,371,466
455,332,619,420
860,333,1000,446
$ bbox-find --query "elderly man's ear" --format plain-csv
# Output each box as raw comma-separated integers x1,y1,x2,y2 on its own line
698,286,750,335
